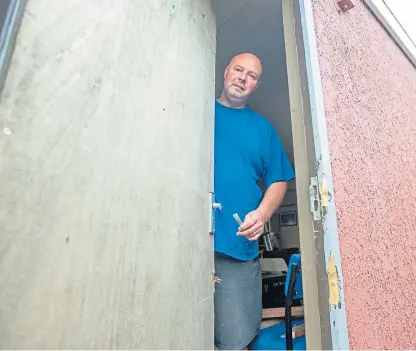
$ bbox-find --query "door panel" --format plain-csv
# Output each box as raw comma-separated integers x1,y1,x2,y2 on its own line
0,0,216,349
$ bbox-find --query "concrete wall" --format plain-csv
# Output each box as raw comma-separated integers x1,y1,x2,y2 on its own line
0,0,216,349
312,0,416,349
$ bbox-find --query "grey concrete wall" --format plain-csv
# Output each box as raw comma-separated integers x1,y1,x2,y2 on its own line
0,0,216,349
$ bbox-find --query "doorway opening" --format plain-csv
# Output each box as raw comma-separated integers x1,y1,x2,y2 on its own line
212,0,330,349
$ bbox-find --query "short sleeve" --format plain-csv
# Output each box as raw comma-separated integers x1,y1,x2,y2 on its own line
262,125,295,188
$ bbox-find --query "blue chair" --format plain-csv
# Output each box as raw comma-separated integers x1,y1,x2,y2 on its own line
250,254,306,350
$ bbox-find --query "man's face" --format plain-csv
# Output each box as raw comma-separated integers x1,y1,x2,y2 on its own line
223,55,262,101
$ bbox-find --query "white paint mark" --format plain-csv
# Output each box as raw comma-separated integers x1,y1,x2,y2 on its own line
3,127,11,136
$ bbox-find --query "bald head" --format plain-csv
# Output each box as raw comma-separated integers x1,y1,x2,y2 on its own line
218,53,263,109
228,53,263,76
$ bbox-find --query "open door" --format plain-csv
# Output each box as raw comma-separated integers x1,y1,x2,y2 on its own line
0,1,216,349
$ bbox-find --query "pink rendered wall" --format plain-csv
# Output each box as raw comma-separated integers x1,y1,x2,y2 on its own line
311,0,416,349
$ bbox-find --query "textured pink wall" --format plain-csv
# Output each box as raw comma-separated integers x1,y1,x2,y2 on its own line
311,0,416,349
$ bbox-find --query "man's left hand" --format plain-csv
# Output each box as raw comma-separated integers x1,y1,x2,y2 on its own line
237,209,266,241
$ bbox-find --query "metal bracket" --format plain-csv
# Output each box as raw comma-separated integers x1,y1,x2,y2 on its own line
309,176,321,221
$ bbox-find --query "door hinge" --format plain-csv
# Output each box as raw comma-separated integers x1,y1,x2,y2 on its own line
209,192,222,235
309,176,321,221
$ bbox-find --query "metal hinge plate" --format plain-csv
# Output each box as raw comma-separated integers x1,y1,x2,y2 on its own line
309,176,321,221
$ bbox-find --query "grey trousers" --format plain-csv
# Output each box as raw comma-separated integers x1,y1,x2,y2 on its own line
214,252,262,350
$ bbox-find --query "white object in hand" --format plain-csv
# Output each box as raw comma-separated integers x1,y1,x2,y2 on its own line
233,213,243,225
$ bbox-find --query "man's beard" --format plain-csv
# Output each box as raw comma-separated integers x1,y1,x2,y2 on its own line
227,86,245,98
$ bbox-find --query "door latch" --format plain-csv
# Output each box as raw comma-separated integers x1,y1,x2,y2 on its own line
209,192,222,235
309,176,321,221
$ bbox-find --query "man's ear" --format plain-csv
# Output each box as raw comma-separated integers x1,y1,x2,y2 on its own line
254,80,262,92
224,65,229,79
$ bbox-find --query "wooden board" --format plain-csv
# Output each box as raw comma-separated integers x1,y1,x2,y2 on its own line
262,306,304,319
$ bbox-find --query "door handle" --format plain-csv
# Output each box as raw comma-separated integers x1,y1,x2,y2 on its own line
212,202,222,210
209,192,221,235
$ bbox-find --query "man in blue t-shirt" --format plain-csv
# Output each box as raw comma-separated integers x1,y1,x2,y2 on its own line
214,53,295,350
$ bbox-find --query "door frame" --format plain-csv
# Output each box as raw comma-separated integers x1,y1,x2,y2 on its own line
282,0,350,349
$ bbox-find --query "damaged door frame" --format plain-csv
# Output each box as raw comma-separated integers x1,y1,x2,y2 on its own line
282,0,350,349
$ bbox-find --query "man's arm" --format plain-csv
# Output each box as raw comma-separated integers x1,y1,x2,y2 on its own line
258,181,287,222
237,181,287,240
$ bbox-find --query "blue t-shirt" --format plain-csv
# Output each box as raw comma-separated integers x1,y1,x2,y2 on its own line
214,101,295,261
